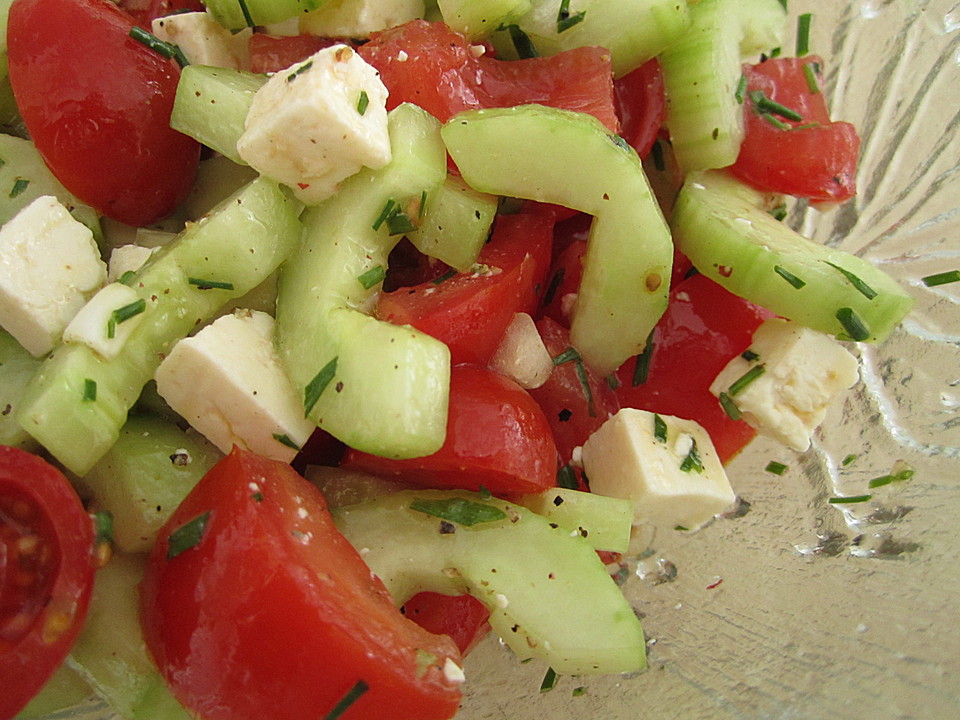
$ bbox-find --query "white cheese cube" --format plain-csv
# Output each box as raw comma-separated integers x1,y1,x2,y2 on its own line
237,44,391,205
155,309,315,462
108,245,159,283
581,408,736,531
0,195,106,356
300,0,424,38
488,313,553,389
151,12,251,70
709,318,859,452
62,283,147,360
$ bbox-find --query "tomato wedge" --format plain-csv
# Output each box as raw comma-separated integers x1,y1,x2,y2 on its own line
0,446,96,720
8,0,200,226
402,592,491,657
141,447,462,720
614,58,666,159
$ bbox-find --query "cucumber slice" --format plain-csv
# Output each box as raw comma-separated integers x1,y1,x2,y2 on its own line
0,329,41,451
672,170,914,342
204,0,330,31
333,489,645,675
171,65,267,165
276,102,449,459
437,0,531,40
441,104,671,376
734,0,788,57
17,177,301,476
513,487,634,553
516,0,690,77
660,0,744,172
14,663,92,719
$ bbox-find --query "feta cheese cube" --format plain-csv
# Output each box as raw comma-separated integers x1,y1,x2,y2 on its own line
62,283,147,360
709,318,859,452
155,309,315,462
581,408,736,530
151,12,251,69
237,44,392,205
489,313,553,389
0,195,106,356
299,0,424,38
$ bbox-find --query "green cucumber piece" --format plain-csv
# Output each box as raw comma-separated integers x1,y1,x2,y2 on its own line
14,663,92,719
672,170,914,342
17,177,301,476
276,102,449,459
514,487,634,553
0,329,42,451
333,490,646,675
437,0,531,40
516,0,690,77
84,413,222,554
406,173,498,272
441,104,671,376
660,0,744,172
171,65,267,165
204,0,330,31
735,0,788,57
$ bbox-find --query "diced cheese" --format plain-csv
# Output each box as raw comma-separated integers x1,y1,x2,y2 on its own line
62,283,147,360
488,312,553,389
581,408,736,530
709,318,859,452
108,245,159,283
0,195,106,357
299,0,424,38
151,12,251,70
154,309,315,462
236,44,391,205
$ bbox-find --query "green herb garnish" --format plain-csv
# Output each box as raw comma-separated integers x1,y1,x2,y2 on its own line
323,680,369,720
82,378,97,402
556,0,586,32
825,261,877,299
129,26,189,68
166,511,211,559
188,277,235,291
749,90,803,122
304,356,338,416
735,74,748,104
836,307,870,341
828,494,871,504
718,391,741,420
774,265,806,289
841,453,858,466
236,0,255,27
631,333,655,386
9,177,28,198
502,23,539,59
356,90,369,115
107,298,147,339
409,497,507,526
921,269,960,287
679,439,703,473
287,59,313,82
273,433,300,450
765,461,788,475
357,265,386,290
540,667,559,692
796,12,812,56
728,364,766,396
431,268,458,285
118,270,137,286
557,464,579,490
741,349,759,362
653,413,668,443
802,62,820,94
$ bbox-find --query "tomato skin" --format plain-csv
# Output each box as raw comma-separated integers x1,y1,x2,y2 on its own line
539,239,586,328
118,0,204,25
0,446,96,720
378,212,554,366
8,0,200,226
731,57,860,202
141,447,462,720
614,58,665,159
248,34,355,74
344,365,558,495
402,592,491,656
614,274,773,464
357,20,619,132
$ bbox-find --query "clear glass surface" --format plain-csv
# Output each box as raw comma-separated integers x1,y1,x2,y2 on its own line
53,1,960,719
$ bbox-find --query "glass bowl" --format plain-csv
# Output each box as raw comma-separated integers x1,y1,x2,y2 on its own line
47,1,960,719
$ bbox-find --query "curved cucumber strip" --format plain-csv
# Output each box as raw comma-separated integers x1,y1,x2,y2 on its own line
276,103,449,459
204,0,330,31
661,0,744,172
672,171,914,342
17,177,301,475
442,104,671,376
333,490,646,675
437,0,531,40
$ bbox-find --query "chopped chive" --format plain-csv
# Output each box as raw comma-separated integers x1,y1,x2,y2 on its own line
418,189,427,220
741,349,760,362
653,413,668,443
679,439,703,473
605,373,621,391
118,270,137,286
236,0,255,27
356,89,369,115
129,26,189,68
287,59,313,82
9,177,28,198
749,90,803,122
304,356,338,416
718,392,741,420
188,277,235,291
650,139,666,172
502,23,539,58
728,364,766,396
323,680,369,720
557,464,579,490
166,511,211,559
868,466,914,488
357,265,386,290
734,74,748,104
82,378,97,402
841,453,858,466
761,113,793,131
796,13,812,56
431,268,458,285
921,269,960,287
385,208,416,235
774,265,806,289
836,307,870,341
553,347,581,366
572,357,596,417
542,267,566,306
769,47,782,58
778,0,788,10
273,433,300,450
409,497,507,526
372,199,396,230
572,686,586,697
769,203,788,221
674,525,689,531
765,461,788,475
112,298,147,325
824,262,877,299
540,667,559,692
631,333,655,386
828,494,871,504
93,510,114,546
556,0,586,32
802,62,821,94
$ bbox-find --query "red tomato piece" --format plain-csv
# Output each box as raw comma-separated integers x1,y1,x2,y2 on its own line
614,273,774,464
539,238,586,328
248,34,355,74
402,592,491,657
343,365,558,495
731,56,860,202
0,446,96,720
118,0,204,25
357,20,619,132
141,447,462,720
8,0,200,226
614,58,666,159
378,212,554,366
528,317,620,465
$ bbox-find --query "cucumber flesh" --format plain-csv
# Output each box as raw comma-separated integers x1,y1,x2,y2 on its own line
437,0,531,40
0,329,42,451
333,489,646,675
441,104,672,376
734,0,788,57
204,0,330,31
276,103,450,459
671,170,914,342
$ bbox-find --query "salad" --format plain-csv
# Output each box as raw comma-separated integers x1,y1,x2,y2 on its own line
0,0,920,719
